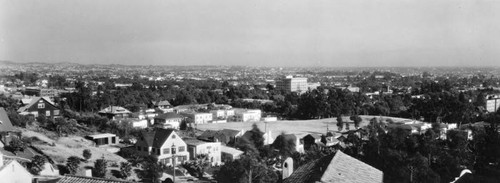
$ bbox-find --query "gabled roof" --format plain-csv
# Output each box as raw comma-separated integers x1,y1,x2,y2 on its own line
140,128,175,148
141,131,156,147
155,112,183,120
184,138,210,146
54,175,134,183
218,129,241,137
320,151,383,183
17,97,56,113
302,133,322,140
198,130,218,141
154,100,172,106
284,151,383,183
283,154,334,183
0,107,15,132
98,106,131,114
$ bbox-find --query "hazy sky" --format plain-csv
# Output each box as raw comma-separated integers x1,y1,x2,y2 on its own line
1,0,499,67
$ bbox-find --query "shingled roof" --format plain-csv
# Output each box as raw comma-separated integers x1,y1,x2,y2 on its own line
53,175,134,183
284,151,383,183
17,97,56,113
140,128,175,148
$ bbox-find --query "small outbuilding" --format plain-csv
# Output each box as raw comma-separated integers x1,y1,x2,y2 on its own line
86,133,119,146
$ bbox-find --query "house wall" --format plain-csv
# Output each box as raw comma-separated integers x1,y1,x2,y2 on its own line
0,160,33,183
154,118,181,129
132,119,149,128
26,98,60,118
92,136,119,146
188,142,221,166
236,112,261,122
156,132,190,166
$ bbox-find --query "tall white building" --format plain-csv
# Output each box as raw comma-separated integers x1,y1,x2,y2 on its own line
276,76,308,93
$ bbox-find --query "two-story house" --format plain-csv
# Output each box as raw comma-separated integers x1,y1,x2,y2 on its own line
98,106,132,120
153,100,174,113
180,112,213,124
154,112,184,129
17,97,60,118
135,128,190,166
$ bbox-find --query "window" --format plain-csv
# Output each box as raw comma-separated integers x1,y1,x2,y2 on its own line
163,148,170,154
54,110,60,116
172,134,176,139
137,146,141,151
46,111,51,117
38,103,45,109
179,146,185,152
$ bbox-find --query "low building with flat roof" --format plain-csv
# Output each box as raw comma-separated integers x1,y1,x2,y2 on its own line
184,138,221,166
86,133,119,146
220,145,243,163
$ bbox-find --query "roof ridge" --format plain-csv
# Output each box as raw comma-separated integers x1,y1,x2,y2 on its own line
63,175,134,182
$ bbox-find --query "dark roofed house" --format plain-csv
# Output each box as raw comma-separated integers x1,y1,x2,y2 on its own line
98,106,132,120
198,130,218,142
153,100,172,109
215,129,244,145
302,134,322,151
198,129,243,145
17,97,60,118
283,151,383,183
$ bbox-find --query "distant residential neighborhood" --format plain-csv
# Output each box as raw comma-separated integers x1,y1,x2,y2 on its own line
0,62,500,182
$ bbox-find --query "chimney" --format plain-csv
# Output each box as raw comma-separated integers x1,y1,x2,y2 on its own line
85,168,92,177
282,157,294,180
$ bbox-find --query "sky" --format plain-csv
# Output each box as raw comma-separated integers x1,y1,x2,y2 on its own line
1,0,499,67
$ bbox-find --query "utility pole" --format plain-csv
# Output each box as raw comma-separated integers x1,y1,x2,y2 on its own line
172,144,176,183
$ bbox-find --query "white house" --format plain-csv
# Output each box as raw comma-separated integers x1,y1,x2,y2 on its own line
135,128,190,166
211,109,235,120
154,112,184,129
221,145,243,163
235,109,261,122
184,138,221,166
181,112,213,124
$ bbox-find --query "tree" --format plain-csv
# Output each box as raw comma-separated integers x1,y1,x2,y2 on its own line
93,157,107,178
66,156,81,175
141,156,162,183
8,138,27,155
83,149,92,162
120,162,132,179
29,155,46,175
180,120,188,130
350,115,362,129
272,132,297,158
215,154,278,183
190,154,211,178
336,116,344,131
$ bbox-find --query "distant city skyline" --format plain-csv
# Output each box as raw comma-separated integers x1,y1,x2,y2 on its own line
1,0,499,67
